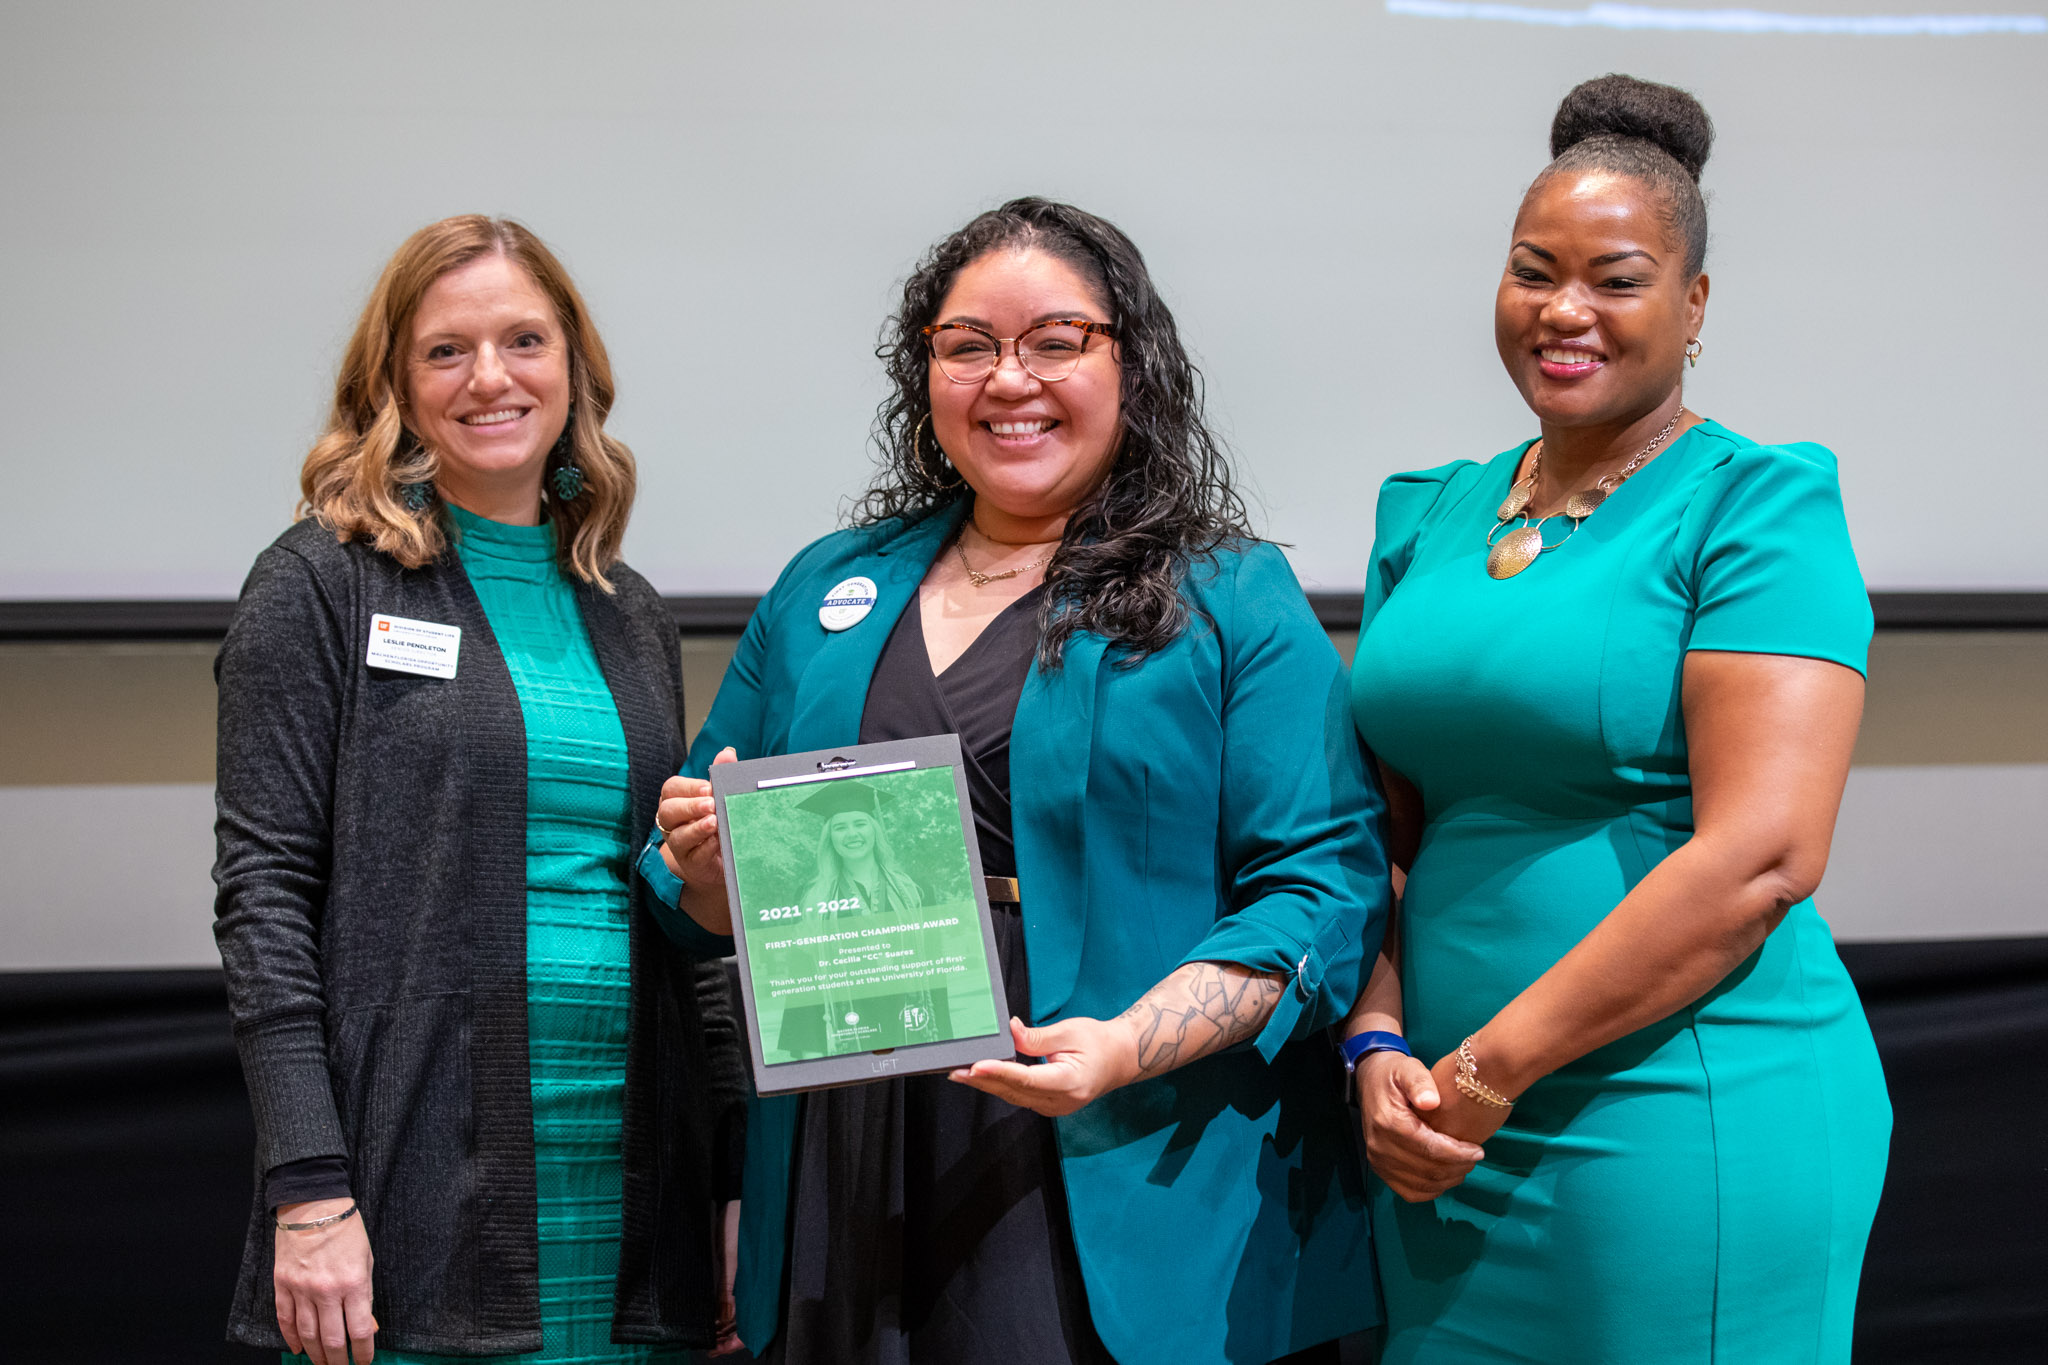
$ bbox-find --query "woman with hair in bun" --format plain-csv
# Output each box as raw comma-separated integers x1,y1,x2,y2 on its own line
1343,76,1890,1361
213,215,746,1363
644,197,1390,1365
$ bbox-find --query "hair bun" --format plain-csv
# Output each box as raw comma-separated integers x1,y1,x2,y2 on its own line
1550,74,1713,181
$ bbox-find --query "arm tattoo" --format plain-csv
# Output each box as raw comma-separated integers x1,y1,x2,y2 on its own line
1117,962,1287,1081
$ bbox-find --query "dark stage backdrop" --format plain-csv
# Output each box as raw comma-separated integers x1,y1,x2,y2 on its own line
2,943,2042,1364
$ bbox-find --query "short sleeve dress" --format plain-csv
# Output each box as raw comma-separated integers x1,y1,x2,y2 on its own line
1348,420,1893,1364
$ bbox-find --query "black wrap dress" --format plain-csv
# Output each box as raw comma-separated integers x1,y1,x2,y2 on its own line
763,585,1115,1365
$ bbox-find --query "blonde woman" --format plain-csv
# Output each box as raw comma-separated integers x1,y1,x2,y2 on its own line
796,782,926,916
213,215,745,1364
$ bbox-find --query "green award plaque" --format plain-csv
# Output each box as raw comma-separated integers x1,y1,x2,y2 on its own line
710,735,1012,1094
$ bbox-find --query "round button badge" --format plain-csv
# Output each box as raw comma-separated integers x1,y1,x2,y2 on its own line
818,576,878,631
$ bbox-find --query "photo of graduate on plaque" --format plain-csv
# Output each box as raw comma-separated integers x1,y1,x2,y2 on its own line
798,780,927,918
713,738,1010,1090
776,778,937,1060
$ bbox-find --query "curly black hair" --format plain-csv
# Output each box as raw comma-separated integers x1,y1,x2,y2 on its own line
853,197,1252,669
1540,74,1715,276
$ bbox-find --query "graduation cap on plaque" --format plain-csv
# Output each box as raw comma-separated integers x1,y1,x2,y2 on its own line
797,778,891,820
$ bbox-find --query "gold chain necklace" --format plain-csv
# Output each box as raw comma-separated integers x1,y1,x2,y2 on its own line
954,533,1052,588
1484,407,1687,580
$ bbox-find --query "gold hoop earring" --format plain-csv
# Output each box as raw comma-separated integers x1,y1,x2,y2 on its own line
913,414,964,492
1685,338,1703,368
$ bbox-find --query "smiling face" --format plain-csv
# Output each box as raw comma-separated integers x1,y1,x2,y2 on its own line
1495,170,1709,433
405,253,571,518
826,811,877,862
927,248,1122,525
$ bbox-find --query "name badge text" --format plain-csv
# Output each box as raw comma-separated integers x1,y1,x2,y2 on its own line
366,613,462,679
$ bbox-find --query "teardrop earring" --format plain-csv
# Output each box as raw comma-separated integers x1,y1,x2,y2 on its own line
1685,337,1703,368
548,403,584,501
395,425,435,512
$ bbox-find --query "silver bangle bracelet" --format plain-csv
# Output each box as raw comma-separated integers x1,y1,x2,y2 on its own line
275,1202,359,1232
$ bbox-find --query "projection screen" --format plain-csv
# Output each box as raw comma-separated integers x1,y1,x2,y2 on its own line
2,1,2043,600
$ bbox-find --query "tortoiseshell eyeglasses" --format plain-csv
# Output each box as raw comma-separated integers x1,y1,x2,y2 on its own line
920,319,1116,384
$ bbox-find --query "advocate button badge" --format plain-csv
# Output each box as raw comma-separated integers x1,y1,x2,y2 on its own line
818,576,879,632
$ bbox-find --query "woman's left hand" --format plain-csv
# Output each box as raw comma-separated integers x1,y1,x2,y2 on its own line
708,1199,742,1356
949,1015,1138,1117
1422,1051,1515,1148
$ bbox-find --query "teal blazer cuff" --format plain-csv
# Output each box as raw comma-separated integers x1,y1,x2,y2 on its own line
635,832,736,958
1177,921,1332,1062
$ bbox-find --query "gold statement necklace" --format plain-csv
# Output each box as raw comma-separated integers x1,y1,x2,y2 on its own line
1485,407,1687,580
954,519,1057,588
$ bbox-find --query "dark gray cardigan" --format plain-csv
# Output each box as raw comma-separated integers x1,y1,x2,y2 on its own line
213,518,745,1354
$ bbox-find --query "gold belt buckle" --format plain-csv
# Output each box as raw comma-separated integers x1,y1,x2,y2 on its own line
983,876,1022,905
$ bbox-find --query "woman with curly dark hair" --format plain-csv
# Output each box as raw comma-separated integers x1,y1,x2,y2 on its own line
638,198,1392,1365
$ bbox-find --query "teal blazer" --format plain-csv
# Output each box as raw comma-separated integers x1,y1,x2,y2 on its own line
638,505,1390,1365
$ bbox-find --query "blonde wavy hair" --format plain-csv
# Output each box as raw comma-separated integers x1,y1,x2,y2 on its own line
298,215,635,589
802,814,926,914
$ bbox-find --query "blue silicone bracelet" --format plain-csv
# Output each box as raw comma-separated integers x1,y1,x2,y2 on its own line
1341,1029,1413,1072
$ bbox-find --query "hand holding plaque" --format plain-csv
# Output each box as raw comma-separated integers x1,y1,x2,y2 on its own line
711,736,1011,1094
658,746,738,935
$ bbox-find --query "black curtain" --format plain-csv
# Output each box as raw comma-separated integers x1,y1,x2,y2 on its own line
1842,938,2048,1362
3,943,2043,1364
0,970,271,1363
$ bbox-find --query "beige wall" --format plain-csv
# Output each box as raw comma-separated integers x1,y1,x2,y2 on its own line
3,631,2044,966
10,631,2042,790
0,636,742,788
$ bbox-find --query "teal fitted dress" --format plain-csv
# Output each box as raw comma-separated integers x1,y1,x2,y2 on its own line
337,507,684,1365
1348,421,1891,1364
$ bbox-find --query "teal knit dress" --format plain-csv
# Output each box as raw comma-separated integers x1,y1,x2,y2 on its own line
332,506,686,1365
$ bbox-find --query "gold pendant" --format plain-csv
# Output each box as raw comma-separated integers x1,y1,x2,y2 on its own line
1496,485,1532,520
1564,486,1607,519
1486,526,1544,578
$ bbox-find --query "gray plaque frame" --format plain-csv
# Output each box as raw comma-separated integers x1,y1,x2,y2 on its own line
710,734,1013,1095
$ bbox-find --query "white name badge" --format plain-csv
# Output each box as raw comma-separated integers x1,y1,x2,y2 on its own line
818,576,878,632
365,613,462,678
